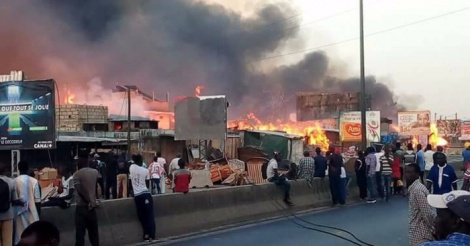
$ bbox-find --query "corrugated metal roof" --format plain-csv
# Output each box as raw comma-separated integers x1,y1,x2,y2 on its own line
57,135,127,143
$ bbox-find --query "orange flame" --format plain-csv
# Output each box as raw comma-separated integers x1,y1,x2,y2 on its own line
64,90,75,104
232,112,330,151
429,123,448,147
195,85,204,96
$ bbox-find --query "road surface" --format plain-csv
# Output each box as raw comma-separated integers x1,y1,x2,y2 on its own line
154,197,409,246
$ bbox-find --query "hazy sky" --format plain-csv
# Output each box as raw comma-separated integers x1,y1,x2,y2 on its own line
209,0,470,120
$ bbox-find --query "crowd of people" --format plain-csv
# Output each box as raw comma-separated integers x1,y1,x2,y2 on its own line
0,151,192,246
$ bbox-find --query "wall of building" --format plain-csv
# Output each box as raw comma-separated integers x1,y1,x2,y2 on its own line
56,104,108,132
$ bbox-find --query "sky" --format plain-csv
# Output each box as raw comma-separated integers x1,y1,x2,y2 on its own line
208,0,470,120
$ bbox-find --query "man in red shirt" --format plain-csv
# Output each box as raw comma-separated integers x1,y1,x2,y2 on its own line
173,159,192,193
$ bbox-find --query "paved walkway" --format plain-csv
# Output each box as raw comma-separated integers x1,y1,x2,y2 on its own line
154,197,409,246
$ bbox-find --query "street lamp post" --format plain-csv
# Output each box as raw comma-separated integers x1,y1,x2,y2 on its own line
360,0,367,150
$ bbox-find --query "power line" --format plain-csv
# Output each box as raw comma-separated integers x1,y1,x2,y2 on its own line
257,5,470,61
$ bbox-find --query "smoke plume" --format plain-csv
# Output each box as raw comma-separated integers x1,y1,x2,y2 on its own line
0,0,404,120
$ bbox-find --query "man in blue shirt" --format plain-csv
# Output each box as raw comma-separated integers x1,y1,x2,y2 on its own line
462,146,470,166
416,144,425,182
426,152,457,195
420,190,470,246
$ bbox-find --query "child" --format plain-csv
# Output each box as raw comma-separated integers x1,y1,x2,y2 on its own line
173,159,192,193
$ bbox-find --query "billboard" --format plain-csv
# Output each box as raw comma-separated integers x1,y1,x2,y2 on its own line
398,111,431,136
0,80,56,150
340,111,381,142
460,121,470,140
436,119,461,137
175,96,227,140
296,92,360,121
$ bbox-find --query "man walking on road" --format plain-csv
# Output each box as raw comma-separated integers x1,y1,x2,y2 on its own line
420,190,470,245
327,146,345,206
130,154,156,242
298,150,314,184
74,157,100,246
405,163,435,246
267,152,293,206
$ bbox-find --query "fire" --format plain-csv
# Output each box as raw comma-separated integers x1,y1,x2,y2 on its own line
64,90,75,104
195,85,204,96
429,123,448,147
232,113,330,151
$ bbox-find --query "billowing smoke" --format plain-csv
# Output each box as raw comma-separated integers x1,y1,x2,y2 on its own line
0,0,403,120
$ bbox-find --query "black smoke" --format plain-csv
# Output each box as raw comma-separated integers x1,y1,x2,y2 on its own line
0,0,402,120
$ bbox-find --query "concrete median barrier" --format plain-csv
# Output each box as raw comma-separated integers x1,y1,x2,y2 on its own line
42,178,358,245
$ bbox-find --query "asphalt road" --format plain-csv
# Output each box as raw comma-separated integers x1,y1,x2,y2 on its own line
154,197,410,246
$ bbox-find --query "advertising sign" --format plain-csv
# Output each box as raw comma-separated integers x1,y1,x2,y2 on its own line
436,119,461,137
460,121,470,140
340,111,381,142
0,80,56,150
398,111,431,136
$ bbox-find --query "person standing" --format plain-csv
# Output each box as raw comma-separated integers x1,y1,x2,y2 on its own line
355,150,367,200
297,151,315,184
173,159,192,193
405,163,435,246
0,161,20,246
426,152,458,195
105,156,118,199
327,146,345,206
148,153,166,195
313,147,327,178
365,147,378,203
391,148,403,195
129,154,156,242
462,166,470,191
374,145,385,199
416,144,425,182
168,154,181,188
379,146,393,202
74,157,100,246
116,157,129,198
421,190,470,245
424,144,435,179
267,152,293,206
462,145,470,176
14,161,40,244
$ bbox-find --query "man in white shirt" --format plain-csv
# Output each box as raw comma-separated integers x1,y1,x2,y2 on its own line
130,154,156,242
424,144,435,178
148,152,166,194
168,154,181,188
266,152,293,206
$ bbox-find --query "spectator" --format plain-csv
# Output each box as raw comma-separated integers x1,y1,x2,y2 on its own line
405,163,435,246
313,148,327,178
90,154,105,199
297,150,315,184
354,150,367,200
168,154,182,188
391,148,403,195
42,166,74,209
403,143,417,195
148,153,166,195
365,147,378,204
374,144,385,199
17,220,60,246
0,161,20,246
462,166,470,191
105,156,118,199
173,159,192,193
424,144,435,178
74,157,100,246
327,146,345,206
15,161,40,244
267,152,293,206
130,154,156,242
379,146,393,202
426,152,457,195
462,145,470,176
421,190,470,245
117,158,129,198
416,144,425,182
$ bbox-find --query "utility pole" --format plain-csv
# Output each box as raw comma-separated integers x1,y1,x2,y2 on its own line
127,86,132,155
359,0,367,150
